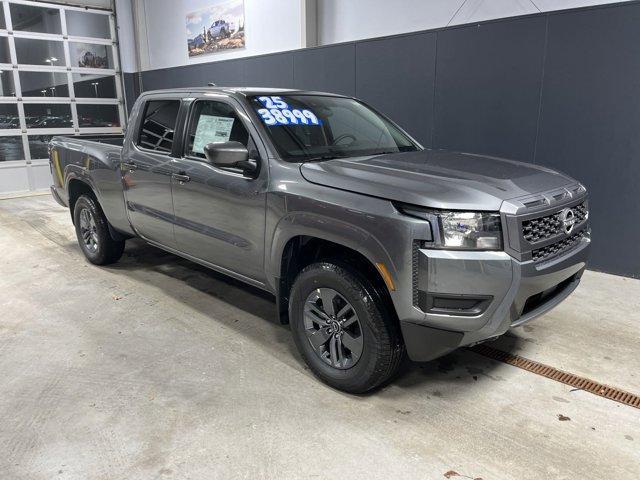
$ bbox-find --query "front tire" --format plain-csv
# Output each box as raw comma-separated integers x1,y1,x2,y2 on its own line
73,195,125,265
289,262,405,393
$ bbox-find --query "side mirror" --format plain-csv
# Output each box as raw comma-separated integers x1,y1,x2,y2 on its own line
203,141,257,175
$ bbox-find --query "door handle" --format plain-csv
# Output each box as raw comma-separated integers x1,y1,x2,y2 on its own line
121,162,137,172
172,173,191,184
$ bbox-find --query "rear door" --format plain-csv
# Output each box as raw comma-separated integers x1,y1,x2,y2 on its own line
122,96,182,248
171,95,268,285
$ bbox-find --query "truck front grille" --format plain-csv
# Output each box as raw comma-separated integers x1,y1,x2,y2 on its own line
503,185,589,262
531,229,587,262
522,201,588,243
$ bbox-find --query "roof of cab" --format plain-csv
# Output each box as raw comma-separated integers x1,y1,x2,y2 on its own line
140,87,349,98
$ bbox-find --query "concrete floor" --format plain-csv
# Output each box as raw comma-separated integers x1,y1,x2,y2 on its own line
0,195,638,480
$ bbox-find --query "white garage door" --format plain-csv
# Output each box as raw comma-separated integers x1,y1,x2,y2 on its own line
0,0,124,195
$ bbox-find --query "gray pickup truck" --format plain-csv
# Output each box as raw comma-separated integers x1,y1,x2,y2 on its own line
49,87,590,393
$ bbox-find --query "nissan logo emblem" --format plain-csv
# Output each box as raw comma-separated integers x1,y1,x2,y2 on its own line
560,208,576,234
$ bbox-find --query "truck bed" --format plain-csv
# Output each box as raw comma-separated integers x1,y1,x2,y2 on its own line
49,133,133,236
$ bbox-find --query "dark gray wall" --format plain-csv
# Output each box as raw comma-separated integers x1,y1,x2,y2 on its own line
122,72,139,116
135,1,640,278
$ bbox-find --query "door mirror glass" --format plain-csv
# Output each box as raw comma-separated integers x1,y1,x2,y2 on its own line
204,141,255,173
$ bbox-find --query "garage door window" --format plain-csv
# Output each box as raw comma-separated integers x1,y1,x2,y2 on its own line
20,72,69,98
0,0,124,169
9,3,62,35
0,135,23,162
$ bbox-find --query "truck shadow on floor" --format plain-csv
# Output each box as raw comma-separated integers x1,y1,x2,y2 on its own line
108,239,523,395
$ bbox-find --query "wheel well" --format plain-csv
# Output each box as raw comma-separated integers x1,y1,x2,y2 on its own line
278,236,397,324
68,179,95,224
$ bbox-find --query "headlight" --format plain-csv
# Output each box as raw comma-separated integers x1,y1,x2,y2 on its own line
439,211,502,250
397,204,502,250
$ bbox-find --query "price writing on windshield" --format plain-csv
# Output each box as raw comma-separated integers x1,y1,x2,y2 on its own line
257,96,321,126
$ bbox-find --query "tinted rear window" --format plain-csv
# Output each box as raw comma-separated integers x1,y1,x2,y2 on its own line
137,100,180,154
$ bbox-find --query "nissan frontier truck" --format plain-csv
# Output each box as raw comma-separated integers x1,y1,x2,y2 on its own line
49,88,590,393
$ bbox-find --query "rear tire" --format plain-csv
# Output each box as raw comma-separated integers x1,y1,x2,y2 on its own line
73,194,125,265
289,262,405,393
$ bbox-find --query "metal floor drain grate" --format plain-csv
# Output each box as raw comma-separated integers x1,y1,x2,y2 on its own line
468,344,640,409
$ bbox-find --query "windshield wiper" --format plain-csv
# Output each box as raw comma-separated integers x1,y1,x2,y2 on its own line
303,153,351,162
372,150,400,156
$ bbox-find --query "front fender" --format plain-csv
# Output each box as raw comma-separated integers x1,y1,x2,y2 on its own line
263,183,434,327
269,210,399,290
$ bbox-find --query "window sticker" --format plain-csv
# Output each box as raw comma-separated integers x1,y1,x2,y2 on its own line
192,114,235,153
256,96,322,126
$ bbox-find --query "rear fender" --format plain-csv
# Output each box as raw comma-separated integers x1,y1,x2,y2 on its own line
65,166,101,205
65,168,132,239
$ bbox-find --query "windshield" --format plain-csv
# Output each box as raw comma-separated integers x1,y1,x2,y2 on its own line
248,94,420,161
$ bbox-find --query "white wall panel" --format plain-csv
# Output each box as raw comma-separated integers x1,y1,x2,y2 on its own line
30,161,53,191
317,0,635,45
534,0,632,12
115,0,137,72
317,0,464,45
136,0,304,71
0,162,30,194
449,0,538,26
126,0,635,68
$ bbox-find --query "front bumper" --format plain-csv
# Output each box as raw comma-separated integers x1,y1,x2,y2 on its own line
400,232,590,361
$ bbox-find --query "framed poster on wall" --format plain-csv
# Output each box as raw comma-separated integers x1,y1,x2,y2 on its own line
186,0,245,58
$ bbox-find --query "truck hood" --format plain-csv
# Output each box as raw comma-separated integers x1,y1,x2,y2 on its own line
299,150,576,211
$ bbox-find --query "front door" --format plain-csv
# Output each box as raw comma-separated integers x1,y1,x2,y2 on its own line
122,98,181,248
171,97,268,284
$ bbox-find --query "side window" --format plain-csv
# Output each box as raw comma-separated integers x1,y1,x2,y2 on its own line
137,99,180,154
185,100,250,159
